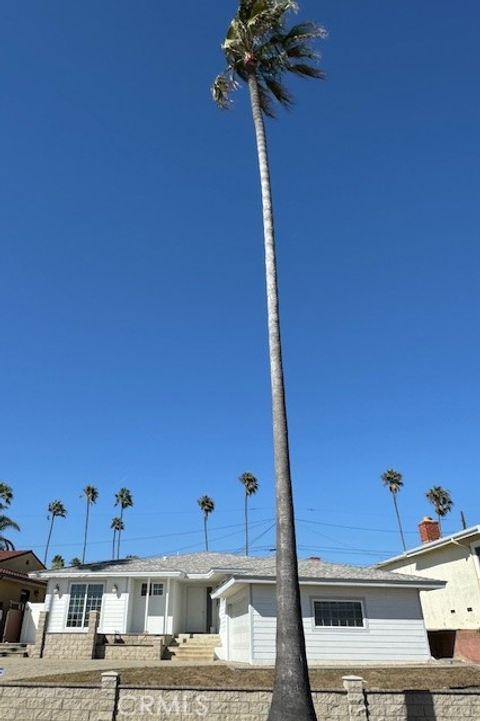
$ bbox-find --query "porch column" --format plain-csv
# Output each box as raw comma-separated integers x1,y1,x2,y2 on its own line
144,578,151,633
163,578,171,635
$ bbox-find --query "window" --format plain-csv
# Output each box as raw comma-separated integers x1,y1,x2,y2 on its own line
313,600,364,628
141,582,164,597
66,584,103,628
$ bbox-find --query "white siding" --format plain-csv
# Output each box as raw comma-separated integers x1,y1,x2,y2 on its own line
216,597,227,660
251,584,430,663
99,578,128,634
46,579,70,632
227,587,251,663
46,578,118,633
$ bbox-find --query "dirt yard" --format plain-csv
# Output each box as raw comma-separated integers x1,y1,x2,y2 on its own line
23,663,480,690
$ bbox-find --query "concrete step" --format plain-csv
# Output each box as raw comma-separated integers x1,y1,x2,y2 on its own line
173,634,220,646
0,644,27,658
168,646,216,655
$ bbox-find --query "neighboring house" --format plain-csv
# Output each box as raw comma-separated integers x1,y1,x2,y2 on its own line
27,552,442,663
378,517,480,662
0,551,46,642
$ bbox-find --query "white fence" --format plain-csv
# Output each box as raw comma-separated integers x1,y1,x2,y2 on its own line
19,602,44,644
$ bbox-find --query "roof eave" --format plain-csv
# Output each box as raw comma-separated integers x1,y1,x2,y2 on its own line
377,525,480,567
211,575,445,598
31,570,185,581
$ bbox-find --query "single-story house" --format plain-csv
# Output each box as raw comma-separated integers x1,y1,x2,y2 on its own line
27,552,443,663
0,550,46,642
378,517,480,662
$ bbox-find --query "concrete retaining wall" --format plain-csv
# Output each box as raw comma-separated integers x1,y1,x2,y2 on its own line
1,673,480,720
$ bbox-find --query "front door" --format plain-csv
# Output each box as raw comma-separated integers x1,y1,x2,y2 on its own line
185,586,207,633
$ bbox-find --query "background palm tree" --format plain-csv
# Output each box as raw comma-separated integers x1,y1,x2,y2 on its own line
381,469,407,551
0,515,20,550
239,472,259,555
213,3,326,719
426,486,454,534
70,557,82,567
44,500,67,565
0,483,20,549
81,485,99,563
197,496,215,551
114,488,133,559
111,517,124,559
0,482,13,509
51,554,64,569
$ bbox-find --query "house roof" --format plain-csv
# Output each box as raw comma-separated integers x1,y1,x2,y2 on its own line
0,567,46,586
0,550,45,568
377,525,480,568
31,551,443,589
0,551,29,560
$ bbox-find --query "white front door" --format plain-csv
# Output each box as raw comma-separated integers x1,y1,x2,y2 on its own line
186,586,206,633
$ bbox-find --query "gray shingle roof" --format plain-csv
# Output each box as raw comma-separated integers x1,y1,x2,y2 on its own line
32,551,441,588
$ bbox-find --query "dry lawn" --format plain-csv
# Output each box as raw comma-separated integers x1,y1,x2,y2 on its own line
22,664,480,691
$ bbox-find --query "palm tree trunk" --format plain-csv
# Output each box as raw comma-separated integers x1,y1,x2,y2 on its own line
248,72,317,721
392,494,406,551
82,501,90,564
204,515,209,552
437,512,442,536
117,508,123,559
112,529,116,560
245,493,249,556
44,516,55,566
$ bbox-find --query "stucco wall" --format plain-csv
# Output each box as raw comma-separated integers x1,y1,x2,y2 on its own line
383,543,480,630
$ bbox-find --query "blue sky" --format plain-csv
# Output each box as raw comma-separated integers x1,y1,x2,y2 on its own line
1,1,479,566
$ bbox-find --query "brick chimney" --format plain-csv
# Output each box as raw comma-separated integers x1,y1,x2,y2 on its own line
419,517,440,544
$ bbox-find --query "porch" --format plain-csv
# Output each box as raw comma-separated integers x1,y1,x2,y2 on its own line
124,578,220,636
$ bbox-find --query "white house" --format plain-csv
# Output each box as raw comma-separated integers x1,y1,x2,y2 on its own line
378,517,480,662
27,552,443,664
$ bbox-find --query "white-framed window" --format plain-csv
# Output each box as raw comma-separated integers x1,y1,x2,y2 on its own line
312,599,365,628
140,582,164,597
66,584,103,628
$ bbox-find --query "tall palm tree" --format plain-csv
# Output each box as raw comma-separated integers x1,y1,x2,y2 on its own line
197,496,215,551
114,488,133,559
81,485,99,563
44,500,67,565
110,517,124,560
0,514,20,551
239,472,259,555
0,484,20,550
213,3,326,719
0,482,13,509
426,486,454,534
381,469,407,551
51,554,65,569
